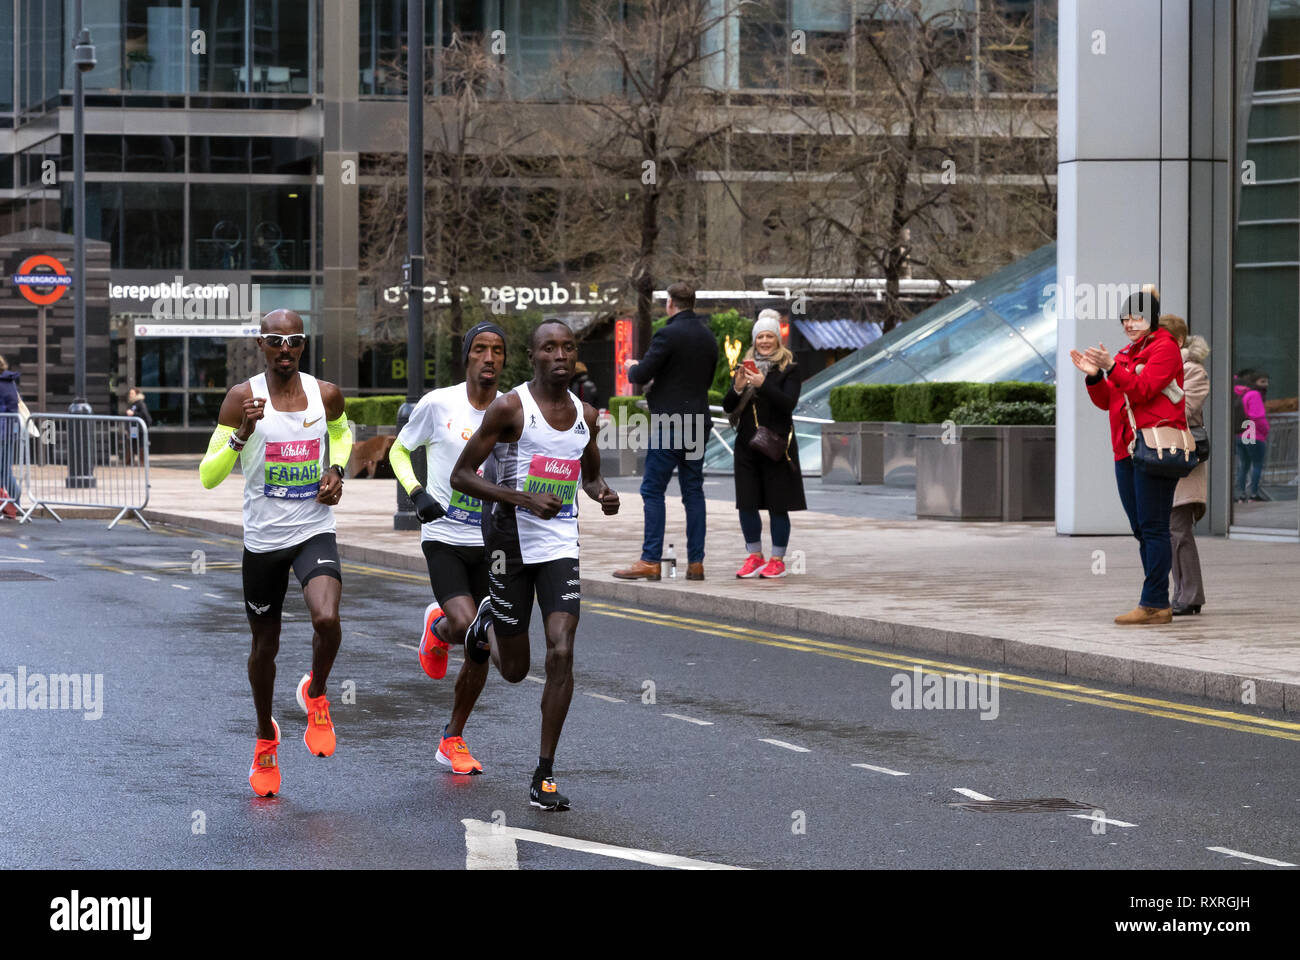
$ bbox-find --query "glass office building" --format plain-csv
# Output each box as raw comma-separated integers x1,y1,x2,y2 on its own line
1,0,1057,452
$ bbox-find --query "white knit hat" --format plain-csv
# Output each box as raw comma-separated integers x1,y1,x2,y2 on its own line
753,309,782,339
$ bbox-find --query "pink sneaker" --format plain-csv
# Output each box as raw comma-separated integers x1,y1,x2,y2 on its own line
758,558,787,578
736,554,766,578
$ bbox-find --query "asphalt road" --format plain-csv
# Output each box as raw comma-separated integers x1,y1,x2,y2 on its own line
1,519,1297,870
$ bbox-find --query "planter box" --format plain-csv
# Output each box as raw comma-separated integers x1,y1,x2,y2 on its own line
914,424,1055,520
599,424,649,477
882,421,917,488
821,421,887,484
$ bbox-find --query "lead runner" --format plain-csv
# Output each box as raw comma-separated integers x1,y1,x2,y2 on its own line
199,308,353,797
450,319,619,810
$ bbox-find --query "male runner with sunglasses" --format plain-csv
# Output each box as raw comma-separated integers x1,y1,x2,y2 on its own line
200,309,352,797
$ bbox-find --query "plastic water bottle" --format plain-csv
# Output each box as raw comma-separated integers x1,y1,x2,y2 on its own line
666,543,677,579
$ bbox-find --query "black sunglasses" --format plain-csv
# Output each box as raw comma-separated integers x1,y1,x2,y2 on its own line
261,334,306,348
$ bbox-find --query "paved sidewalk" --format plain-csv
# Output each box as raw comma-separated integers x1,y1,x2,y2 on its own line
60,459,1300,712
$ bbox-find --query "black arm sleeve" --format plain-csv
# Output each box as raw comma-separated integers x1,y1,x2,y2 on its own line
627,328,670,385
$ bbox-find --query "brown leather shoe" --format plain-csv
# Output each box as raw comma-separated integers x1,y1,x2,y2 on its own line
613,559,661,581
1113,605,1173,625
686,562,704,581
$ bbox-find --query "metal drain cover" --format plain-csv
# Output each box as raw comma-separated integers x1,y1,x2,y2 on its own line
947,798,1097,813
0,570,53,581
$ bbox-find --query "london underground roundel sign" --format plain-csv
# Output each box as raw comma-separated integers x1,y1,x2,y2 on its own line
12,254,71,306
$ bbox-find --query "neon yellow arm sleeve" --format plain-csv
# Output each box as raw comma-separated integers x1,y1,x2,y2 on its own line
390,439,420,494
200,425,239,489
327,414,353,473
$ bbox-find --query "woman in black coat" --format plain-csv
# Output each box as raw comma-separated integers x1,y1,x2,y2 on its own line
722,312,806,579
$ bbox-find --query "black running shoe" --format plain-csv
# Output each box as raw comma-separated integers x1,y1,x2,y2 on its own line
465,595,493,662
530,776,571,811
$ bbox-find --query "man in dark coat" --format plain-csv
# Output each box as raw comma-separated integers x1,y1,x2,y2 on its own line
614,282,718,581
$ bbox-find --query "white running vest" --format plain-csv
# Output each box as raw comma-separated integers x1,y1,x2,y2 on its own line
240,372,336,552
492,383,587,564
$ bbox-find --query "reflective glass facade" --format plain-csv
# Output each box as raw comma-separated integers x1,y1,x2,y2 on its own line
704,244,1057,473
1233,0,1300,531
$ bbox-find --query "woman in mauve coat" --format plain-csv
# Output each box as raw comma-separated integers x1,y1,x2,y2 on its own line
1159,316,1208,616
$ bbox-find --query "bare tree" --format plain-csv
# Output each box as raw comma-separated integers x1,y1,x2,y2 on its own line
552,0,741,353
744,0,1055,330
360,33,546,382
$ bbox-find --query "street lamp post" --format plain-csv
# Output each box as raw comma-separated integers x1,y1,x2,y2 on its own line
394,0,425,530
67,0,97,488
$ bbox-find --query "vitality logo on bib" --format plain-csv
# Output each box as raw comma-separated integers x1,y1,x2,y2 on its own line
264,439,322,499
521,455,580,519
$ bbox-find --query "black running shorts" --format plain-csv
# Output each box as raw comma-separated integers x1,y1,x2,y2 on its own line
487,555,580,636
242,532,341,621
421,540,490,606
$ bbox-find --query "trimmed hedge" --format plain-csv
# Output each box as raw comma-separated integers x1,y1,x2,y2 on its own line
893,381,988,424
708,388,725,407
989,381,1055,404
830,384,899,422
345,394,406,426
608,395,648,424
950,400,1056,426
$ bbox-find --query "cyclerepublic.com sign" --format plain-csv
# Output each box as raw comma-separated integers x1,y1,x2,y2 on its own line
11,254,71,305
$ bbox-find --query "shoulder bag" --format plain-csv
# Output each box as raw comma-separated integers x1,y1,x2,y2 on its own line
1124,394,1198,479
749,403,793,463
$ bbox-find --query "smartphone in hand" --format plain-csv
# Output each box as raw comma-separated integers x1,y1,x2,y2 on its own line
743,359,759,375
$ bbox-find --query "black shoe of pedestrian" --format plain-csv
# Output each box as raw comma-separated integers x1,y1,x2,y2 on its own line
1249,495,1267,502
530,776,571,811
1172,604,1202,616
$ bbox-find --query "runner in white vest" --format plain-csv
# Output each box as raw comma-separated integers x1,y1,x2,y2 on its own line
199,309,353,798
389,321,505,776
451,320,619,811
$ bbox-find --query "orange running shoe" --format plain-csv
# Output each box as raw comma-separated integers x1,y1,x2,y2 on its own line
249,717,282,797
437,726,483,775
296,672,336,757
418,602,450,679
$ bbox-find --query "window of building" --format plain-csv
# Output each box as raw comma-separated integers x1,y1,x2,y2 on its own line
124,134,185,172
360,0,410,96
1,1,14,112
250,186,310,271
123,0,188,92
253,0,311,94
64,0,120,91
190,183,248,269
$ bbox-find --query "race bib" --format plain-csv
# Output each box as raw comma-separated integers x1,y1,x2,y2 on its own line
264,439,322,500
520,455,580,519
447,487,484,526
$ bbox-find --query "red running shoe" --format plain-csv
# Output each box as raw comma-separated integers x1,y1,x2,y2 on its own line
419,602,450,679
735,553,766,579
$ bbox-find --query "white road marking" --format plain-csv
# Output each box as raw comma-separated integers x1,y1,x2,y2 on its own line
462,819,519,870
203,593,221,599
759,738,809,753
141,576,159,582
525,675,545,684
1069,813,1136,828
1206,846,1296,867
585,693,625,703
396,642,418,651
461,819,744,871
663,712,711,725
852,763,909,777
0,556,43,563
953,788,995,801
171,583,190,590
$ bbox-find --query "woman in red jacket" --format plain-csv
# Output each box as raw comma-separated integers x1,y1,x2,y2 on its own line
1069,289,1187,625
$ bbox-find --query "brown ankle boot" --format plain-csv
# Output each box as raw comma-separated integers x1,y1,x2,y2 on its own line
686,562,704,581
1114,605,1173,625
613,559,661,581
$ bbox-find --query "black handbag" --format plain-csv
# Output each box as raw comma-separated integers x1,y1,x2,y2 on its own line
1125,397,1198,479
1190,425,1209,463
749,404,792,463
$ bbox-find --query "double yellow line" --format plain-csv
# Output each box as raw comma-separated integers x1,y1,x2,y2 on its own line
582,601,1300,743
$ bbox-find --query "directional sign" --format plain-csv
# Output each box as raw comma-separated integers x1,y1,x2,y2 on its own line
12,254,71,306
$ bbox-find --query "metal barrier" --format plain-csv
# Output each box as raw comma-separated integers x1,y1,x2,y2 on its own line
1262,412,1298,488
0,412,151,529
